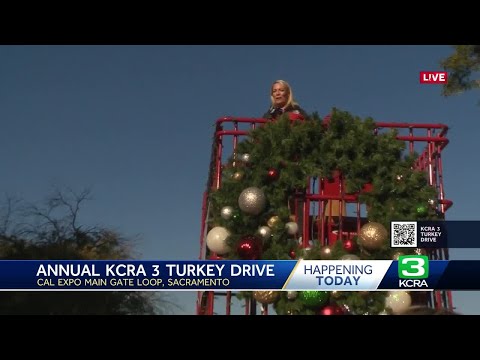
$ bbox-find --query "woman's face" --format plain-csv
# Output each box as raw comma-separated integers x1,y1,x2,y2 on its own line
272,82,288,108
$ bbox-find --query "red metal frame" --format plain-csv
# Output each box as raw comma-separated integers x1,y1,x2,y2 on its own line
196,116,453,315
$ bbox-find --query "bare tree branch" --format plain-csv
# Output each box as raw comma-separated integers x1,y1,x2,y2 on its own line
0,195,23,237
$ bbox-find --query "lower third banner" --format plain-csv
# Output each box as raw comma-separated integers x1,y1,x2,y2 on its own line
0,258,478,291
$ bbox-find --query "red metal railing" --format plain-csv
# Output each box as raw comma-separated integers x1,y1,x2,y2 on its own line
197,116,453,315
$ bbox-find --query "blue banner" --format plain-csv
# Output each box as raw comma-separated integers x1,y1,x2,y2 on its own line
0,260,295,290
0,259,478,291
391,220,480,248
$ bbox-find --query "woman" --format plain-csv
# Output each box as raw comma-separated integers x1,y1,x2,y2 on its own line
263,80,308,121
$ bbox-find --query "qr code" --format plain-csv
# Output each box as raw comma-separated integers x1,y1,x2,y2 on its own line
391,221,417,248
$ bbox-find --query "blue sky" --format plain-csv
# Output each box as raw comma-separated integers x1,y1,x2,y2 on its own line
1,45,479,315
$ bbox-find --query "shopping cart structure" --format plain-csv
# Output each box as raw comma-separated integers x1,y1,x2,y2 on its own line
197,114,453,315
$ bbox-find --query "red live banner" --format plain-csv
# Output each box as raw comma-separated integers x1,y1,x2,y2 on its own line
419,71,448,84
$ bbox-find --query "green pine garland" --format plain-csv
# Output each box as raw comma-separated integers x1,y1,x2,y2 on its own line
208,108,442,315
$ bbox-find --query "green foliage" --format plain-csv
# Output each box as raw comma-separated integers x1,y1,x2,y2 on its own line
208,108,443,315
440,45,480,99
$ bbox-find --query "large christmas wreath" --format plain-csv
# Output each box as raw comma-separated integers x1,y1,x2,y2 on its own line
207,108,442,315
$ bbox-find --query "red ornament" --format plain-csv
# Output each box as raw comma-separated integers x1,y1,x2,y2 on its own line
342,239,357,253
237,235,262,260
267,168,279,181
319,305,344,315
289,249,296,259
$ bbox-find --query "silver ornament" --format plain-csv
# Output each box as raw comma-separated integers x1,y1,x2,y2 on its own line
240,153,251,163
238,187,266,215
286,291,298,300
257,226,272,240
220,206,234,220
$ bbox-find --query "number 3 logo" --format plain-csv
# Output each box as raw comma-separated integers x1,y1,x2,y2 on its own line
398,255,429,279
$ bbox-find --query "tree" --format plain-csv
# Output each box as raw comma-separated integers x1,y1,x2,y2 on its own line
0,188,177,315
206,109,442,315
440,45,480,99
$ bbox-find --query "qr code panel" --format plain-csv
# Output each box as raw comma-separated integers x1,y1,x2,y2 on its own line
391,222,417,248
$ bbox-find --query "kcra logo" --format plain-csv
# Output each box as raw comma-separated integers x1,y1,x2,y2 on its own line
398,255,429,288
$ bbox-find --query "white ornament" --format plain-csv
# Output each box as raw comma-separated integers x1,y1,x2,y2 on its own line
340,254,360,260
206,226,231,255
285,221,299,235
385,291,411,314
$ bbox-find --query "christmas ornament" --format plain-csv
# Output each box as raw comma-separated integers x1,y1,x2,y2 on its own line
231,209,242,225
342,239,357,252
358,222,388,250
340,254,360,260
413,248,427,255
416,205,428,216
252,291,280,304
236,235,262,260
299,291,329,308
320,246,333,259
289,249,296,259
286,291,298,300
206,226,230,255
285,221,298,235
267,215,281,228
392,251,404,260
330,291,342,299
238,187,266,215
240,153,251,163
267,167,279,181
318,304,344,315
231,171,244,181
257,226,272,240
385,291,411,314
220,206,234,220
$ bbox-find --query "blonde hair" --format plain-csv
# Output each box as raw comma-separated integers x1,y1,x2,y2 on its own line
270,80,299,109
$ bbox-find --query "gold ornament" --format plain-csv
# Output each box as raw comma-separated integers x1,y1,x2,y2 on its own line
320,246,333,260
267,215,280,228
220,206,234,220
252,291,280,304
330,291,343,299
358,222,388,250
392,251,404,260
231,171,244,181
